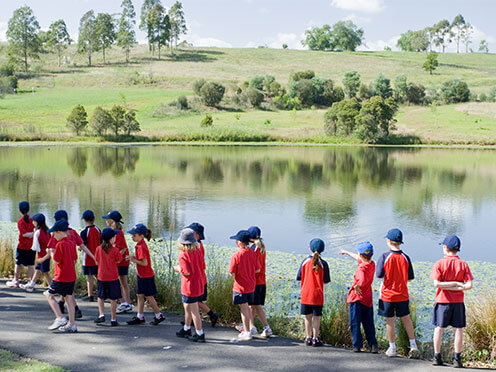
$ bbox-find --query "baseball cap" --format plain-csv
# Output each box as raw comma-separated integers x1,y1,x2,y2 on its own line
101,227,119,242
47,220,69,233
357,241,374,255
102,210,123,223
186,222,205,240
31,213,46,225
179,228,197,245
310,238,325,253
54,210,68,221
81,210,95,221
127,223,149,235
230,230,251,244
386,228,404,244
440,235,461,251
247,226,261,239
18,201,30,213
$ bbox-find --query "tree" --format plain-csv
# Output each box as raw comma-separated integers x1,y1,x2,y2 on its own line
461,23,473,53
342,71,361,98
289,79,315,106
123,110,140,135
140,0,161,54
479,40,489,53
405,83,426,105
246,88,264,107
147,4,170,59
117,0,136,63
94,13,116,64
6,6,41,73
423,52,439,75
169,1,187,51
324,98,361,136
249,75,264,90
302,25,333,51
90,106,112,135
66,105,88,135
441,79,470,103
109,105,126,135
282,43,288,49
46,20,71,67
394,74,408,102
433,19,452,53
199,82,225,106
331,20,364,51
78,10,97,66
355,96,397,142
451,14,466,54
373,74,393,99
397,29,429,52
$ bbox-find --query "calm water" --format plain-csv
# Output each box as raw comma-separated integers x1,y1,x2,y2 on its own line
1,144,495,262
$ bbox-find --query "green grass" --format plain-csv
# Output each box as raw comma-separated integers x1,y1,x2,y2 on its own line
0,349,67,372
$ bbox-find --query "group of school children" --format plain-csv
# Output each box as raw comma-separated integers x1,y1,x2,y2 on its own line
6,201,473,367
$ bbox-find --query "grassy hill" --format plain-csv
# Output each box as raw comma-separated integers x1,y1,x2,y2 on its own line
0,44,496,144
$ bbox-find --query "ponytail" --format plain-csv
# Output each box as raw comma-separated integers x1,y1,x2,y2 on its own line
39,220,49,233
23,214,30,223
254,238,266,254
145,229,152,241
102,240,111,254
312,251,321,272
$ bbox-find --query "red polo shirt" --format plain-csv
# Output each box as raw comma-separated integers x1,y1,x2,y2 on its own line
179,248,204,297
95,245,123,282
255,248,266,285
430,255,473,303
80,225,101,267
199,241,207,286
115,230,129,267
297,256,331,306
229,247,261,294
37,229,50,259
135,240,154,278
53,237,77,282
17,217,34,250
347,260,375,307
376,250,414,302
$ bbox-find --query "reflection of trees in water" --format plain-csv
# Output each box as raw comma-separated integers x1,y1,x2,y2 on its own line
303,197,356,227
89,147,140,177
193,158,224,184
67,148,88,177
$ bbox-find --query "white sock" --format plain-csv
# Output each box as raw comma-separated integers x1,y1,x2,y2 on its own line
155,312,162,318
99,314,105,318
184,325,191,331
137,313,144,320
196,329,204,336
251,326,257,332
409,339,417,348
111,318,116,322
389,342,396,350
29,281,35,287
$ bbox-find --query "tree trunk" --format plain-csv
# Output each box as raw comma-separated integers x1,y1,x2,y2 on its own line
24,46,28,73
103,46,106,64
88,44,92,66
158,43,161,60
152,43,155,56
126,48,129,63
58,47,61,67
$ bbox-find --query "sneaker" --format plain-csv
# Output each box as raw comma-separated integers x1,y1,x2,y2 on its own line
94,316,105,324
370,344,378,354
453,357,463,368
59,323,78,333
48,317,68,330
20,283,35,292
58,301,65,314
250,327,259,336
111,320,118,327
260,328,273,338
6,280,20,288
238,331,252,341
127,316,145,325
75,307,83,319
209,312,219,327
116,303,133,314
176,328,192,338
305,337,313,346
409,347,420,359
149,314,165,325
385,347,397,357
313,338,323,347
188,333,206,343
235,324,244,333
353,347,361,352
433,354,444,366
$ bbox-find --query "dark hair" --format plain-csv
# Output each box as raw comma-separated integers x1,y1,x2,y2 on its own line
447,247,460,254
102,240,111,254
145,229,152,241
38,220,49,233
312,251,321,272
22,212,30,223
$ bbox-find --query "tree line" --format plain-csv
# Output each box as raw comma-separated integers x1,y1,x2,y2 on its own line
5,0,187,72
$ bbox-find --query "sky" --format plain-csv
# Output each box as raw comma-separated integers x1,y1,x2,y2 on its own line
1,0,495,52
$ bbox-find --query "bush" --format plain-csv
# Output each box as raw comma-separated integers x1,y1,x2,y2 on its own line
358,83,375,100
0,63,15,77
123,110,141,135
0,239,14,278
91,106,113,136
343,71,361,98
289,79,315,106
394,74,408,102
405,83,426,105
263,75,276,91
66,104,88,135
465,296,496,362
109,105,127,136
489,86,496,102
268,81,283,97
273,94,301,110
290,70,315,82
441,79,470,104
355,96,397,142
249,75,265,90
199,82,225,107
373,74,393,99
193,78,206,95
201,113,213,127
324,98,361,136
177,96,189,110
246,87,264,107
322,80,345,106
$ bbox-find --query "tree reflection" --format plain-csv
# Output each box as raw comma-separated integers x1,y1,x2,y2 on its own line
67,148,88,177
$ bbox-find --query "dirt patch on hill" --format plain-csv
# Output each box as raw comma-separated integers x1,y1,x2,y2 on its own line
454,102,496,118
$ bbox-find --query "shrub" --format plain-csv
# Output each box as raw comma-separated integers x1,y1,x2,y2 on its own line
405,83,426,105
0,63,15,77
177,96,189,110
0,239,14,278
489,86,496,102
479,93,488,102
324,98,361,136
123,110,141,135
358,83,375,100
273,94,301,110
322,80,345,106
465,296,496,362
373,74,393,99
268,81,283,97
394,74,408,102
199,82,225,107
200,113,213,127
289,79,315,106
441,79,470,104
249,75,265,90
263,75,276,92
290,70,315,81
66,104,88,135
343,71,361,98
246,87,264,107
90,106,113,136
355,96,397,142
193,78,206,95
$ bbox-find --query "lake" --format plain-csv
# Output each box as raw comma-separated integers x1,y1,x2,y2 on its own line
0,144,495,262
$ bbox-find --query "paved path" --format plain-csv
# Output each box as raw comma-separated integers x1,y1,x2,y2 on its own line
0,280,465,372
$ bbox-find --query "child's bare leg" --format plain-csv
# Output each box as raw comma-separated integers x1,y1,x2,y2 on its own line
65,295,76,325
14,264,21,281
255,305,269,327
43,272,52,285
87,274,95,297
239,303,252,331
111,300,117,320
97,298,105,317
454,328,463,354
46,292,63,318
312,315,321,339
433,327,444,354
250,306,256,325
119,275,131,303
137,294,145,315
145,296,161,314
400,315,416,340
305,314,313,338
190,303,203,332
199,302,211,314
386,317,396,342
183,303,192,326
27,265,34,280
31,270,41,283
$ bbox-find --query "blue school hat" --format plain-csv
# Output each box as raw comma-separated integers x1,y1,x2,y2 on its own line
81,210,95,221
31,213,46,225
357,241,374,256
54,210,68,221
247,226,261,239
230,230,251,244
128,223,148,235
186,222,205,240
103,210,123,223
101,227,119,242
47,220,69,233
440,235,461,251
310,238,325,253
179,228,197,245
386,228,403,244
19,201,30,213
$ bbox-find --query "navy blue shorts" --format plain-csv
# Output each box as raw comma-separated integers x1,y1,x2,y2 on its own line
433,303,466,328
198,284,208,302
378,299,410,318
301,304,323,316
249,284,266,306
35,259,50,273
233,291,254,305
16,249,36,266
48,280,75,297
83,265,98,276
182,295,200,303
137,275,157,297
97,280,122,300
118,266,129,276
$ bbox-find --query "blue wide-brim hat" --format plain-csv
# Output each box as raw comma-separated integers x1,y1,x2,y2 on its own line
310,238,325,253
179,228,197,245
128,223,148,235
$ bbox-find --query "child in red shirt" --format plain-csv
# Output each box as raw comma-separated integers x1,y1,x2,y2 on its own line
103,211,132,314
430,235,473,368
229,230,261,341
376,228,419,358
340,241,378,353
94,228,123,326
126,224,165,326
80,210,101,302
7,201,35,288
296,238,330,347
174,228,206,342
45,220,78,333
20,213,52,292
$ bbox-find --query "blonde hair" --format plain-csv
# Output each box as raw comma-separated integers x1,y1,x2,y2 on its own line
312,251,322,272
178,242,198,252
254,238,266,254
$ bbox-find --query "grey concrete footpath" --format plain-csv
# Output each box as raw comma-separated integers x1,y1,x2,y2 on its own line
0,281,464,372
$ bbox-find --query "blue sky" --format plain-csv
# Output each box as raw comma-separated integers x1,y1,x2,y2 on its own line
1,0,494,52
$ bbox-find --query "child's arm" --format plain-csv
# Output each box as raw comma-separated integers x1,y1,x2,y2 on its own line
126,255,148,266
462,280,472,291
78,244,95,261
48,248,60,265
37,252,50,264
433,280,465,290
339,249,363,262
23,232,34,238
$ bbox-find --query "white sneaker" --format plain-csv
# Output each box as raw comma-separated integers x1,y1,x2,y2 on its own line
260,328,273,338
6,280,20,288
385,346,397,357
116,303,133,314
408,347,420,359
48,318,68,330
59,323,78,333
250,327,259,336
21,283,35,292
238,331,252,341
235,324,244,333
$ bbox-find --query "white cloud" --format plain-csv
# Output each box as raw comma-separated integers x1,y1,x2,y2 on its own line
0,22,7,42
342,13,372,24
187,34,232,48
267,33,305,49
331,0,385,13
358,35,400,51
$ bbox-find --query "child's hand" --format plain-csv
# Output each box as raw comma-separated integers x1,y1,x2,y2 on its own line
339,249,346,255
173,265,180,273
126,255,133,262
354,285,362,295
